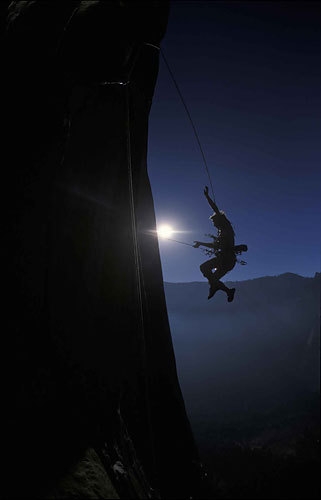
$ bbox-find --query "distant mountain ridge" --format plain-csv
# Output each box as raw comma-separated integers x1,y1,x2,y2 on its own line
164,272,320,318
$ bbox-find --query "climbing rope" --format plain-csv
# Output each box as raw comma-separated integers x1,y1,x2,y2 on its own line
161,237,194,247
160,48,216,201
125,86,143,329
144,45,248,263
125,82,157,476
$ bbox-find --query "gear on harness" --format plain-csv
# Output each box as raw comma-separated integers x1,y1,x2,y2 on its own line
200,234,248,264
194,186,248,301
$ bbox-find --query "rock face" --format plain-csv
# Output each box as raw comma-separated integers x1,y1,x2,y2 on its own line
1,2,202,497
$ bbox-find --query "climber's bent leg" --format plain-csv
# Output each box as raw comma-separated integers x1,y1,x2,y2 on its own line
212,255,236,302
200,258,217,281
200,258,220,299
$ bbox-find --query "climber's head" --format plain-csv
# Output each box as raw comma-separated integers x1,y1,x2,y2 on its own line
210,211,226,228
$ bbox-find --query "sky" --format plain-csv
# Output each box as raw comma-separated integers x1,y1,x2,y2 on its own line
147,1,321,283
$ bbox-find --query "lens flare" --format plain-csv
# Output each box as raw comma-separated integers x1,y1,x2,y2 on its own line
157,224,174,239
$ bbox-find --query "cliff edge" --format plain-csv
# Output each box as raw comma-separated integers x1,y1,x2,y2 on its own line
1,2,205,498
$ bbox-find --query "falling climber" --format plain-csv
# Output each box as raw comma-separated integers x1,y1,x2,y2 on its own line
193,186,247,301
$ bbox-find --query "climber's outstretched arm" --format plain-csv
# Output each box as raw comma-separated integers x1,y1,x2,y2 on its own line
204,186,220,214
193,241,215,249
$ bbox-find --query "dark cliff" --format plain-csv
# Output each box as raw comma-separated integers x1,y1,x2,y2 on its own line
1,2,204,498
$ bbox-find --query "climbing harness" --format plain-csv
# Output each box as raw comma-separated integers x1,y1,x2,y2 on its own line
159,234,247,265
199,234,248,263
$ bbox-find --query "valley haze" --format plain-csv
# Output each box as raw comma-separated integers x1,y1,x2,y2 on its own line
164,272,320,497
164,272,319,441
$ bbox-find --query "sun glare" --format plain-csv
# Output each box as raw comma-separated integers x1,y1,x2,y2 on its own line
157,224,174,239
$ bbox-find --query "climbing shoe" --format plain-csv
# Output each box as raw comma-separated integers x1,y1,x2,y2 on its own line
227,288,236,302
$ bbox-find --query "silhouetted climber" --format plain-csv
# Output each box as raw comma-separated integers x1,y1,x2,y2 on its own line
193,186,237,301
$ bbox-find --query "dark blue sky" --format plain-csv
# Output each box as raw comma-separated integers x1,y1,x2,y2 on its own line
147,1,320,283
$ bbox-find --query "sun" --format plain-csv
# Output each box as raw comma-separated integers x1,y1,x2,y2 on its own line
157,224,174,239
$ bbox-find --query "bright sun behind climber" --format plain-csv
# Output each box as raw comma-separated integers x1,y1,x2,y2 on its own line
157,224,174,239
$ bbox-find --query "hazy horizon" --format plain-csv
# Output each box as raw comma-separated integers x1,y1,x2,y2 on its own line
163,270,320,284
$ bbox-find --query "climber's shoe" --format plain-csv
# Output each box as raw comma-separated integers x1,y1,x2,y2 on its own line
227,288,236,303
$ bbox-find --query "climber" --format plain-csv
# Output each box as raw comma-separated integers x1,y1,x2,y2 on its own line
193,186,237,301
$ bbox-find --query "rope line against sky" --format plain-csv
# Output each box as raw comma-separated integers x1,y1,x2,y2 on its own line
160,48,216,201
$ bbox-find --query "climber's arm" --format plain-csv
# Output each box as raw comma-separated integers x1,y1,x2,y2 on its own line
193,241,215,249
204,186,220,214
